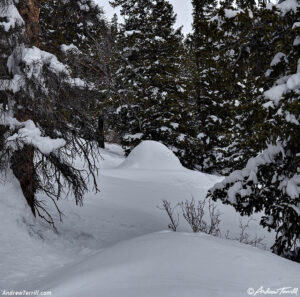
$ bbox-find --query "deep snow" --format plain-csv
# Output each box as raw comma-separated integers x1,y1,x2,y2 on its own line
119,140,184,170
0,141,299,297
16,232,300,297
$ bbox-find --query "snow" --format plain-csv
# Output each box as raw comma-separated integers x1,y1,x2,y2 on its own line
277,0,300,14
17,232,300,297
119,140,184,170
0,2,24,32
224,9,239,19
123,132,143,140
16,46,68,78
0,74,23,93
5,45,71,96
270,52,288,67
227,182,242,204
61,44,80,53
7,120,66,155
286,175,300,199
6,45,89,92
293,22,300,29
77,1,90,12
285,111,300,125
267,0,300,14
0,114,66,155
264,84,288,105
125,30,142,36
265,51,300,106
287,73,300,89
212,143,284,200
264,69,300,106
0,142,298,297
293,35,300,46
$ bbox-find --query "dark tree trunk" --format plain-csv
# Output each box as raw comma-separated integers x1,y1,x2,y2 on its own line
9,0,42,215
10,145,36,216
97,114,105,149
17,0,41,45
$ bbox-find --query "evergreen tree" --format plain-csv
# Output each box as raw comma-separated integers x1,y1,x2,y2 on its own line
188,0,284,174
0,0,106,226
109,0,201,168
211,2,278,173
188,0,231,173
38,0,112,148
209,2,300,261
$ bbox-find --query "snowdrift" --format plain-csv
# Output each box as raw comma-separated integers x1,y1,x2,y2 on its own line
0,178,74,287
119,140,184,170
0,143,294,297
21,232,300,297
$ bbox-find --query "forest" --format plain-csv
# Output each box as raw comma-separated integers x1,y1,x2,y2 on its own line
0,0,299,296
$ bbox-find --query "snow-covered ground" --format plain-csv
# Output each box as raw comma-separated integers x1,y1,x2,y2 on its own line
0,141,299,296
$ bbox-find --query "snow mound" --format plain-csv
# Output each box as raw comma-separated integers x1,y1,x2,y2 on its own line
21,232,300,297
119,140,184,170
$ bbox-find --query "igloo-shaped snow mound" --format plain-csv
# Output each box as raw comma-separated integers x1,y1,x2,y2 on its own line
119,140,184,170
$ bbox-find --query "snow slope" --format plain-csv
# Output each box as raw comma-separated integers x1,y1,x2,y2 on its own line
18,232,300,297
0,141,299,296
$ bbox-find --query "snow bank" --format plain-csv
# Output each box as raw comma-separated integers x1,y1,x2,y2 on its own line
22,232,300,297
119,140,184,170
0,143,279,293
0,176,73,287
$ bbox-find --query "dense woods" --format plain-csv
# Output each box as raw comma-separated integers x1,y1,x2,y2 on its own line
0,0,299,261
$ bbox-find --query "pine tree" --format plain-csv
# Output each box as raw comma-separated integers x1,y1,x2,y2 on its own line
109,0,201,168
189,0,284,174
38,0,112,148
211,2,276,173
209,2,300,261
189,0,245,174
0,0,106,226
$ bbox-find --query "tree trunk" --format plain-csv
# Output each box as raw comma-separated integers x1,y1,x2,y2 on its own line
10,145,36,216
11,0,41,215
17,0,41,46
98,114,105,149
